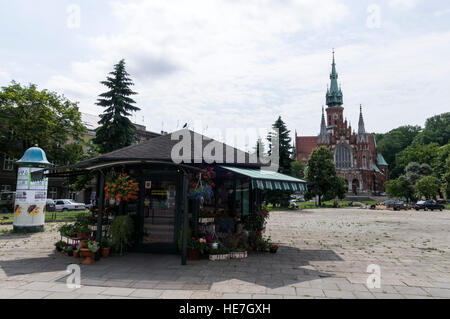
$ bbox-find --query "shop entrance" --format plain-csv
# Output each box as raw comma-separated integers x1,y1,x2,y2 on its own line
138,173,181,252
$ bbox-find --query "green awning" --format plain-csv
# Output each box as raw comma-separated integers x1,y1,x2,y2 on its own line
220,166,307,192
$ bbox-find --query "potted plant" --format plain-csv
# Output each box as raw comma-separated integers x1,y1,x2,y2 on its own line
76,225,89,239
101,238,112,258
72,243,80,258
77,239,99,264
110,215,134,255
54,240,65,252
104,173,139,205
209,244,230,261
269,244,279,253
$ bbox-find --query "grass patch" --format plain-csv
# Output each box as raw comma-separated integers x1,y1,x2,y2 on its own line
0,210,90,225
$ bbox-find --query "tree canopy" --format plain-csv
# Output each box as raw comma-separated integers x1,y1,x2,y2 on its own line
413,112,450,146
93,59,140,154
304,146,348,206
0,81,86,165
267,116,292,175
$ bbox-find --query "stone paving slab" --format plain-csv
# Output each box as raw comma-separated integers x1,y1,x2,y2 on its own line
1,208,450,299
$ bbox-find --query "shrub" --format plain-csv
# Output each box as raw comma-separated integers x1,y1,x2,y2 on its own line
110,215,134,255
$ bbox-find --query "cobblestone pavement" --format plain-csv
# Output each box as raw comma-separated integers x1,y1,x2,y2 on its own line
1,208,450,299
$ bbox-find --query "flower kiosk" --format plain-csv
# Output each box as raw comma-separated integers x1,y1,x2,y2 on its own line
37,130,306,264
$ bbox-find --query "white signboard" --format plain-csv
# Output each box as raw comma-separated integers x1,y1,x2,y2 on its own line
13,167,48,228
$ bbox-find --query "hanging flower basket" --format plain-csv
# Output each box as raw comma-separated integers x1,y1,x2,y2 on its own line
187,167,216,200
104,173,139,205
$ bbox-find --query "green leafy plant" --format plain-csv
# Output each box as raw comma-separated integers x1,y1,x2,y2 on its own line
110,215,134,255
209,244,230,255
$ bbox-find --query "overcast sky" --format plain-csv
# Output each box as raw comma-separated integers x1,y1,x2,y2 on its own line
1,0,449,146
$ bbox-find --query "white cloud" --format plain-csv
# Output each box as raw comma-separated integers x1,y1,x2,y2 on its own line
387,0,420,9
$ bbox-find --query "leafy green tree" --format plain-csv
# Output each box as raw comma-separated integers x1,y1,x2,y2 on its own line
415,176,441,199
385,176,414,201
93,59,140,154
442,155,450,198
404,162,432,185
433,143,450,180
375,125,421,178
395,143,440,176
304,146,345,206
0,81,86,165
290,160,306,179
267,116,292,174
414,112,450,146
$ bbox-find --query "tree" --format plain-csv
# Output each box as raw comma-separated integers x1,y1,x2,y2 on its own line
0,81,86,165
253,137,266,159
404,162,432,185
414,112,450,146
290,160,306,179
375,125,421,178
385,176,414,201
442,155,450,198
395,143,440,176
93,59,140,154
267,116,292,174
304,146,345,206
415,176,441,199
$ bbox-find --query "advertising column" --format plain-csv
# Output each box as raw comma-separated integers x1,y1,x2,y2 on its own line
13,167,48,232
13,146,52,233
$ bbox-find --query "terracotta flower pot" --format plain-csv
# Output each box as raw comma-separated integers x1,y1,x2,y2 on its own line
76,233,87,239
73,250,79,258
187,248,201,261
79,248,95,264
101,247,110,258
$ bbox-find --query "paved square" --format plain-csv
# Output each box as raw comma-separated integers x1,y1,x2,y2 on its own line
1,208,450,299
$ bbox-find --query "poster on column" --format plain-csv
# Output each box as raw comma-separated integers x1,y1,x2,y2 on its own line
13,167,48,227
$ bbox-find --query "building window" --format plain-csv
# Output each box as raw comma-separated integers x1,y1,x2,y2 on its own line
335,145,352,168
3,156,15,171
1,185,12,192
49,187,58,199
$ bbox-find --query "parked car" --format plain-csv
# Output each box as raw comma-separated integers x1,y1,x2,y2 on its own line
0,192,15,214
378,200,408,211
45,199,56,213
414,200,444,211
54,199,86,212
436,199,448,205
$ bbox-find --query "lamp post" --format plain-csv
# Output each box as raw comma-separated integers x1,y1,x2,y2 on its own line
13,146,53,233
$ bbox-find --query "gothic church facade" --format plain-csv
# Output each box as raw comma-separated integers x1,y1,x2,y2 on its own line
295,52,389,195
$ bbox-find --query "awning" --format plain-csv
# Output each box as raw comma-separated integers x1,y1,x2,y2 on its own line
219,166,307,192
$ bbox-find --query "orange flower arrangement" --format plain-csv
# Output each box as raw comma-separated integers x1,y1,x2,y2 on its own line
104,173,139,204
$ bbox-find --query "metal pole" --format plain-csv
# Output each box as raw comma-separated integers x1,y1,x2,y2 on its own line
181,173,189,265
96,171,105,246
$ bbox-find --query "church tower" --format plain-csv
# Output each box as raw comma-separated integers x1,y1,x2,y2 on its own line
325,50,344,129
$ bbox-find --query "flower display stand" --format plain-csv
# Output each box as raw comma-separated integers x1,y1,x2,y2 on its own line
209,254,230,261
230,251,248,259
198,217,215,224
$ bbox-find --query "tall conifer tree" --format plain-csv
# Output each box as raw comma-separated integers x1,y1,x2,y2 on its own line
94,59,140,154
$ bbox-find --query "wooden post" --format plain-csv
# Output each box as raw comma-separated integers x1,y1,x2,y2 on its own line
95,171,105,250
181,173,189,265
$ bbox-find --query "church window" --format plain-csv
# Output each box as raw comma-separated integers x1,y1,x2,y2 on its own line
335,145,352,168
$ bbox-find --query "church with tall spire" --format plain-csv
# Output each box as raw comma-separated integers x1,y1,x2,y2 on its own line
295,51,389,195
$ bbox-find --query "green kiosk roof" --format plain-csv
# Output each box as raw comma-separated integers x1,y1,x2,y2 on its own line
220,166,307,192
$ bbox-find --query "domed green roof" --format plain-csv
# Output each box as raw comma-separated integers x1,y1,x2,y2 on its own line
16,147,53,167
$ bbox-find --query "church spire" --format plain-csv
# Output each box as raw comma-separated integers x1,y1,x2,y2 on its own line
318,106,329,144
326,49,343,107
358,104,368,143
358,104,366,135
